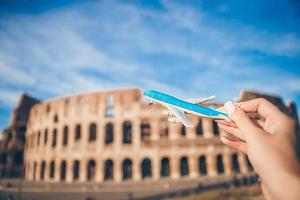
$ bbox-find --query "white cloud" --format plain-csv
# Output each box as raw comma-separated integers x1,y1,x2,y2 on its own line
0,0,299,131
0,88,22,107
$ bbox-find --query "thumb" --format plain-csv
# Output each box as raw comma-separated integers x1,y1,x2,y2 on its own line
224,101,259,135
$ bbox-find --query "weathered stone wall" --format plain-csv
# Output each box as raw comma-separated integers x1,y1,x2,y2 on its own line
24,88,256,183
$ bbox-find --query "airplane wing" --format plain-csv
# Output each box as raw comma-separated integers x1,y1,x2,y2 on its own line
166,105,193,127
186,95,215,104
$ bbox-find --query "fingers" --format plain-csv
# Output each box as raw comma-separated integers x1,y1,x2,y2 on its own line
215,119,236,127
261,181,273,200
218,123,246,141
238,98,281,119
216,118,264,129
224,101,260,137
220,137,248,154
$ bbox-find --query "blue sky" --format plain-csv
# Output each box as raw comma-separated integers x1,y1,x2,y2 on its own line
0,0,300,135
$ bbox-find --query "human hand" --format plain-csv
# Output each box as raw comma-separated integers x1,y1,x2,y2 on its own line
216,98,300,200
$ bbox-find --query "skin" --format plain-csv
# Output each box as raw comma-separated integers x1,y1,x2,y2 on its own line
216,98,300,200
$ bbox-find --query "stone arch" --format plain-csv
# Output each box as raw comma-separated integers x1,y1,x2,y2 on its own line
213,121,219,135
50,160,55,179
40,160,46,180
198,155,207,175
89,123,97,142
87,159,96,181
53,114,59,123
140,121,151,141
216,154,224,174
63,126,68,146
75,124,81,140
196,119,203,136
180,125,186,137
159,120,169,138
180,156,189,176
37,131,41,146
122,158,132,180
231,154,240,173
106,94,114,105
105,123,114,144
160,157,170,177
246,156,254,172
44,129,48,144
60,160,66,181
104,159,114,180
52,128,57,147
73,160,80,181
123,121,132,144
141,158,152,179
13,150,23,166
33,161,37,180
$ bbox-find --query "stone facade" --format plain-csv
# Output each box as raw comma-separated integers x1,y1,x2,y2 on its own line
22,88,297,183
0,94,39,178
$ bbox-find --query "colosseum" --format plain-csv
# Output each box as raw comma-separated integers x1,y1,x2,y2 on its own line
23,88,298,186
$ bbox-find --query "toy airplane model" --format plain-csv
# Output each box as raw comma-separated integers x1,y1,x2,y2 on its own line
143,90,228,127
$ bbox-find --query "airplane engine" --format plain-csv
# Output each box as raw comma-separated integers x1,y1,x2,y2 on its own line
162,110,173,116
168,117,180,123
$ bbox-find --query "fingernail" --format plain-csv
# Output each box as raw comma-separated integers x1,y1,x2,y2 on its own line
224,101,236,115
220,137,225,143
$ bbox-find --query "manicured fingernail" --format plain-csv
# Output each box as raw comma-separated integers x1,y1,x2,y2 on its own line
224,101,236,115
220,137,225,143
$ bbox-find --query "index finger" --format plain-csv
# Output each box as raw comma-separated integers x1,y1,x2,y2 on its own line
238,98,282,119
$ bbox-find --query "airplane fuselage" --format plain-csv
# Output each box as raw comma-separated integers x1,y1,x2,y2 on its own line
143,90,228,120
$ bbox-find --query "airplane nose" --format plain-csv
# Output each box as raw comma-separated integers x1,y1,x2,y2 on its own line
143,90,150,96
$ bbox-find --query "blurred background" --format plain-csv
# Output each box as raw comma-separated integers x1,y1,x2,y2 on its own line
0,0,299,200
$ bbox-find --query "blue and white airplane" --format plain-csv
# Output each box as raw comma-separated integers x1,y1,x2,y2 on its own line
143,90,228,127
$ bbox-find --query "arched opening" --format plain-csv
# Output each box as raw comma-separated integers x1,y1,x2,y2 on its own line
52,129,57,147
159,120,169,138
33,162,37,180
180,157,189,176
198,155,207,175
216,154,224,174
141,121,151,142
141,158,152,179
246,156,254,172
180,126,186,137
40,161,46,180
106,94,114,105
50,160,55,179
75,124,81,141
231,154,240,173
63,126,68,146
105,107,115,117
196,120,203,136
160,157,170,177
13,150,23,166
105,123,114,144
87,160,96,181
26,161,30,177
122,159,132,180
89,123,97,142
60,160,66,181
104,159,113,180
46,104,51,113
73,160,80,181
37,131,41,146
53,114,59,123
213,121,219,135
44,129,48,144
123,121,132,144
